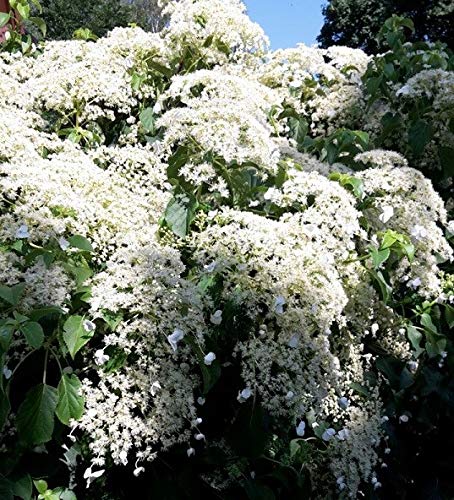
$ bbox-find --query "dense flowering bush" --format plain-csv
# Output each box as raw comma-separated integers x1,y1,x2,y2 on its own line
0,1,453,499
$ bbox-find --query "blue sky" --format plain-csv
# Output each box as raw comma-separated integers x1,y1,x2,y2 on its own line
244,0,325,49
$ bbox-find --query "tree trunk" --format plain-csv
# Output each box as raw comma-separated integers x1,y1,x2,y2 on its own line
0,0,10,42
0,0,10,13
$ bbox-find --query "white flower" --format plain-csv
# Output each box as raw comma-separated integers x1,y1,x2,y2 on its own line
119,450,128,463
337,428,350,441
288,334,299,348
94,349,109,366
193,417,203,425
285,391,294,400
289,79,302,88
83,466,105,487
408,277,422,289
210,310,222,325
150,381,162,396
153,101,162,114
371,323,379,335
187,447,196,457
407,360,418,373
273,295,286,315
396,84,411,96
197,397,205,406
296,421,306,437
204,261,217,272
194,433,205,441
167,328,185,351
338,396,349,410
322,428,336,441
238,387,252,402
411,224,427,240
86,408,97,418
58,237,70,251
83,320,96,332
264,187,281,202
15,224,30,239
378,205,394,223
204,352,216,365
399,414,409,423
133,467,145,477
3,366,12,380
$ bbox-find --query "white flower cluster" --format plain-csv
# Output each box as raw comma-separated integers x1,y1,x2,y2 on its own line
162,0,269,66
258,43,370,137
356,151,453,298
157,67,281,176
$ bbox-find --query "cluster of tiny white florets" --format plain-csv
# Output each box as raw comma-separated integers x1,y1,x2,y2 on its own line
365,67,454,181
258,43,370,137
157,67,281,175
77,238,207,466
0,0,452,497
356,151,453,298
161,0,269,66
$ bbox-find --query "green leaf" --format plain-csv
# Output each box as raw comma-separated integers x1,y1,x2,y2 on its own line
408,120,433,157
420,313,437,334
289,117,308,150
369,270,392,303
290,439,301,459
33,480,48,496
17,384,57,445
0,283,26,306
55,373,84,425
445,304,454,329
439,146,454,180
28,306,64,322
215,38,231,56
29,16,46,37
407,325,423,355
201,361,221,395
73,27,98,41
59,490,77,500
381,230,398,249
63,316,94,359
29,0,43,14
68,235,93,252
0,322,14,351
147,60,173,78
380,112,401,140
330,172,364,199
163,192,199,238
0,12,10,28
11,474,32,500
350,382,370,397
20,322,44,349
0,384,11,431
369,247,390,269
139,107,156,134
16,2,30,19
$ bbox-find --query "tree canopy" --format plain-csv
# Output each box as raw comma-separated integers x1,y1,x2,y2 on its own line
318,0,454,53
40,0,166,40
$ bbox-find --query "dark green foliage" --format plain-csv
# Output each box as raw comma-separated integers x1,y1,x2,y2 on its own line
40,0,134,40
318,0,454,53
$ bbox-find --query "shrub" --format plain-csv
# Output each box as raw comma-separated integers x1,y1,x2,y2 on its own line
0,2,453,499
